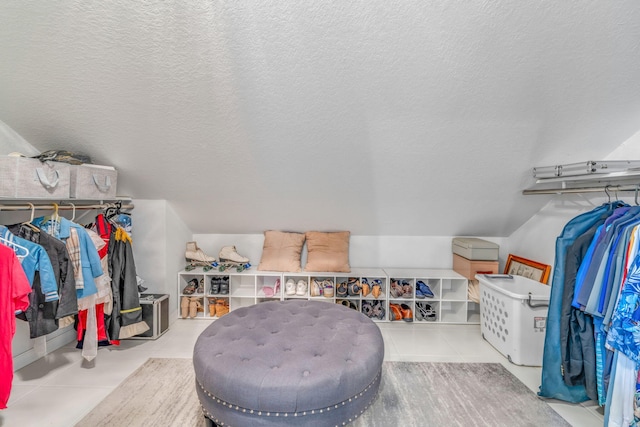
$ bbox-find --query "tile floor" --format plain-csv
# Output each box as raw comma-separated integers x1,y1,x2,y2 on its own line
2,320,604,427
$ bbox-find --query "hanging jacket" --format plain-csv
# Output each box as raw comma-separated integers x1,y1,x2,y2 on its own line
0,226,58,303
539,202,623,403
560,221,601,400
32,216,103,299
7,224,78,338
106,228,148,340
0,244,31,409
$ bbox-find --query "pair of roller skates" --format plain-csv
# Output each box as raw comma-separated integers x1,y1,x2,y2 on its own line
185,242,251,272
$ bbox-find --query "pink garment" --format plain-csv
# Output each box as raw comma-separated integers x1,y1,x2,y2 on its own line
0,244,31,409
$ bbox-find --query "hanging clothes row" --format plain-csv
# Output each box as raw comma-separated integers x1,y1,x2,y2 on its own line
0,202,147,409
539,201,640,427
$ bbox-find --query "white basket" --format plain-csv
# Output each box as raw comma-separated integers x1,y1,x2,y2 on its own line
476,274,550,366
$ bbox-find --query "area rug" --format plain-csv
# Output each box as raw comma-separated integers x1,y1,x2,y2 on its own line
75,358,570,427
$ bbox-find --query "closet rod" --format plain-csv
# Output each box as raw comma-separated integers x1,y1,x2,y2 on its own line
523,184,639,195
0,202,134,211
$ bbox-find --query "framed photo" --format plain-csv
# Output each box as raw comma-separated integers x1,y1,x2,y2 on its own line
503,254,551,284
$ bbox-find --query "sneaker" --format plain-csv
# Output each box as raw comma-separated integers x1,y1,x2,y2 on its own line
285,279,296,295
186,241,216,263
390,280,403,298
416,302,436,321
310,278,323,297
361,300,373,318
322,279,334,298
416,280,435,298
219,277,229,295
209,277,220,294
218,245,249,264
296,280,308,296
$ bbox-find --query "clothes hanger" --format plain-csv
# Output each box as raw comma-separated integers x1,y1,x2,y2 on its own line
635,184,640,206
67,202,76,222
0,235,29,258
604,185,612,203
21,203,40,231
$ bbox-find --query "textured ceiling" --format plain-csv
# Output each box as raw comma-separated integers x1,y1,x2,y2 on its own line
1,1,640,236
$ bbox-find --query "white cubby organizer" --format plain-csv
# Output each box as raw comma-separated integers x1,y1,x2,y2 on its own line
177,267,478,324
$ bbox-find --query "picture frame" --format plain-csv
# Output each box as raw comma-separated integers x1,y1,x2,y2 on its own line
503,254,551,284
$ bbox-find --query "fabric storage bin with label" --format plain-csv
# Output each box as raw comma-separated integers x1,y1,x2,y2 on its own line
0,156,71,198
69,164,118,199
476,274,550,366
452,237,499,261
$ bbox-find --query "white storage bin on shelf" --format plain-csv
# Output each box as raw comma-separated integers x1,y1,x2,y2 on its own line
69,164,118,199
476,274,551,366
0,156,70,199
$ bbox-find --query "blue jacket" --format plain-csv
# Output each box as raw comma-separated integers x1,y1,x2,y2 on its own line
33,217,103,299
0,226,58,302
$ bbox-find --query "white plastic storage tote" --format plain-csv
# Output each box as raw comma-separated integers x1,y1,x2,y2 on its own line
0,156,71,198
69,164,118,199
476,274,550,366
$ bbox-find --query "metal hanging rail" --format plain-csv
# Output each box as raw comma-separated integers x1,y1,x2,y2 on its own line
0,200,134,211
522,184,640,196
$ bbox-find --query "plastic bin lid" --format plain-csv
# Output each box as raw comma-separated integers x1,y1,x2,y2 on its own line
475,274,550,300
452,237,499,249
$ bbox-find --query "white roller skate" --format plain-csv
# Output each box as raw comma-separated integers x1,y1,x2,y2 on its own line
217,246,251,272
185,241,216,271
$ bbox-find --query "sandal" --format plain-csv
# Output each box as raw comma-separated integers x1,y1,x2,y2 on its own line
263,278,280,297
183,278,199,295
371,279,382,299
348,278,361,296
401,281,413,298
361,278,370,297
361,300,373,318
372,301,386,320
336,281,348,297
390,280,403,298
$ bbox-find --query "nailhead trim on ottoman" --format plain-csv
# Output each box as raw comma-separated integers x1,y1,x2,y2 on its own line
193,300,384,426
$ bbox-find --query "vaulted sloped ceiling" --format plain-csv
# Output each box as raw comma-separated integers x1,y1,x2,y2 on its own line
1,1,640,236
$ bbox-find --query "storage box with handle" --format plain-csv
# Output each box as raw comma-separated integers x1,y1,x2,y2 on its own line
0,156,71,199
452,237,499,261
69,164,118,199
476,274,550,366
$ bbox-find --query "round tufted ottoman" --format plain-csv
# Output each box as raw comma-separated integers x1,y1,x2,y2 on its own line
193,300,384,427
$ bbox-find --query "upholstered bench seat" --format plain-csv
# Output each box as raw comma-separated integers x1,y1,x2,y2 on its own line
193,300,384,426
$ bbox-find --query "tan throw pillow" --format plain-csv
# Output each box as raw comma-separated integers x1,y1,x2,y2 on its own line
258,231,306,272
304,231,351,272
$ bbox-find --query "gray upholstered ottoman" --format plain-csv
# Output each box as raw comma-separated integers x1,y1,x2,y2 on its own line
193,300,384,427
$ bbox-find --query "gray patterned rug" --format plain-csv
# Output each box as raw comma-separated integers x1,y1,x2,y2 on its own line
75,358,569,427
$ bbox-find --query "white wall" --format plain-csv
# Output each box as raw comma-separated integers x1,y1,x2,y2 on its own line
193,233,509,271
131,199,192,321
